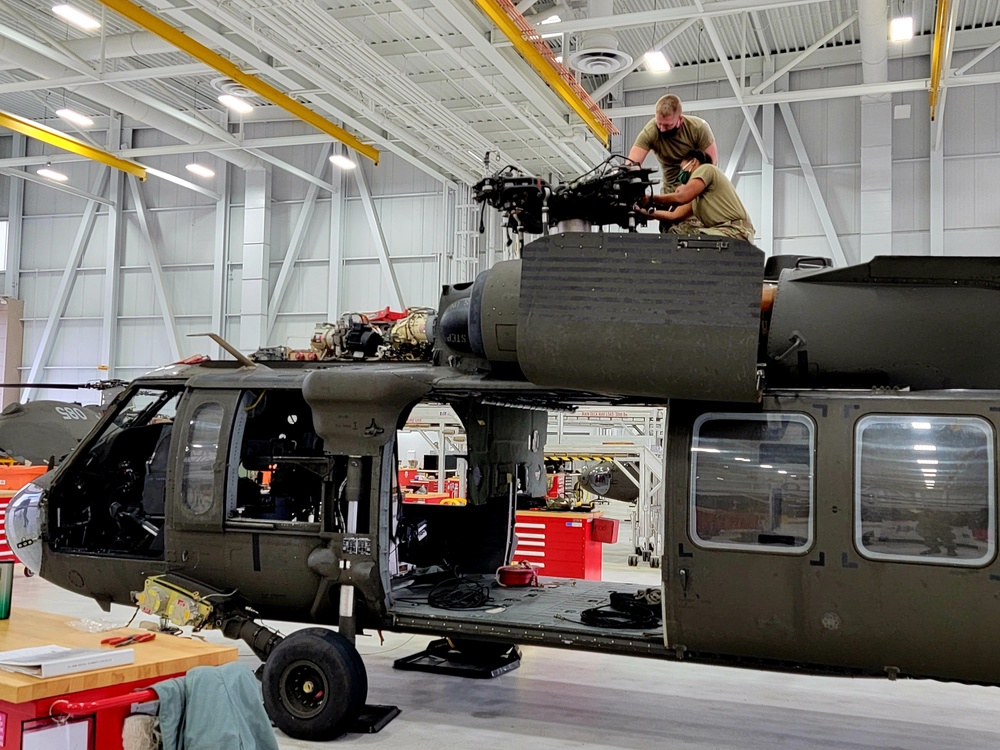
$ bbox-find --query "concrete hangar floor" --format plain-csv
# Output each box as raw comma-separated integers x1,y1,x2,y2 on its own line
15,533,1000,749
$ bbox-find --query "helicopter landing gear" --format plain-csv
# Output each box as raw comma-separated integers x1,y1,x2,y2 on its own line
262,628,368,741
650,556,661,569
627,554,639,567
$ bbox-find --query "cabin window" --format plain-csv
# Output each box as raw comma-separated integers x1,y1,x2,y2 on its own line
180,402,223,517
690,413,814,552
855,415,995,566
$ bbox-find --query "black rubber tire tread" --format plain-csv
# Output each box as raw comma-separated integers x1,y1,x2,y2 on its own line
262,627,368,741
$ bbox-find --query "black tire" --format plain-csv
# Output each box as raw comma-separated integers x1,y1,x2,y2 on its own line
262,627,368,741
650,556,661,569
627,554,639,567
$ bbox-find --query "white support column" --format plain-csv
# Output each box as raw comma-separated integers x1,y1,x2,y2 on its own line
267,144,333,338
24,168,110,401
352,150,404,309
5,134,25,300
859,100,893,261
760,103,775,256
930,131,945,256
327,160,345,318
128,176,182,360
211,162,230,356
778,102,848,267
724,117,751,183
238,167,272,352
100,118,125,382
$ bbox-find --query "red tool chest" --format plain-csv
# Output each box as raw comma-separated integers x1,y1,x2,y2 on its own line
512,510,604,580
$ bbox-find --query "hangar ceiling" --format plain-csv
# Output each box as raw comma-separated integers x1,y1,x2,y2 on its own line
0,0,998,187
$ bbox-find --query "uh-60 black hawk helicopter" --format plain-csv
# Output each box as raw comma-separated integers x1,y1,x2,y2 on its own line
8,155,1000,741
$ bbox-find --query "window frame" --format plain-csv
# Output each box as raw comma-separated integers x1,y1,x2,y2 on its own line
854,413,996,567
689,411,816,554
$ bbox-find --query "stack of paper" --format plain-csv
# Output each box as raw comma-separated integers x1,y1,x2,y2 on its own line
0,645,134,677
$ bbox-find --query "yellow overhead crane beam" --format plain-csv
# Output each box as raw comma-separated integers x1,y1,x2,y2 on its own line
0,110,147,179
93,0,380,165
929,0,954,120
472,0,616,147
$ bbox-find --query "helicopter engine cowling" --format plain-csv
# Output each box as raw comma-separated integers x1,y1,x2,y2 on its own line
434,233,764,402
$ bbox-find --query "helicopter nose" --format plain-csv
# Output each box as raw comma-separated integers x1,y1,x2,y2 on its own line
6,483,43,574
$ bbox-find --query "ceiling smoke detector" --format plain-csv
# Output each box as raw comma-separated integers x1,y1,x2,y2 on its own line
566,48,633,74
210,77,255,99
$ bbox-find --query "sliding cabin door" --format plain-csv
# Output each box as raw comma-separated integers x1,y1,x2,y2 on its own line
665,395,1000,683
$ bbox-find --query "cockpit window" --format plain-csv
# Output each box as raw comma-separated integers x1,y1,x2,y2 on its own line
690,413,815,553
855,415,995,566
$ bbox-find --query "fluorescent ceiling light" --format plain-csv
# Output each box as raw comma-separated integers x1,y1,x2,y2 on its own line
734,457,751,462
185,163,215,178
555,55,563,63
643,50,671,73
890,16,914,42
777,470,788,474
36,167,68,182
52,4,101,29
55,108,94,127
329,154,357,170
913,444,937,451
217,94,253,114
911,421,932,429
691,447,720,453
759,464,773,469
540,14,560,24
917,459,939,465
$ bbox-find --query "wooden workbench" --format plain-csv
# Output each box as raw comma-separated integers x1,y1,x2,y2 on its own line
0,607,239,750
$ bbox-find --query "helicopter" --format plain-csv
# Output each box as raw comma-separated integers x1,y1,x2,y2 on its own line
0,399,104,466
8,159,1000,741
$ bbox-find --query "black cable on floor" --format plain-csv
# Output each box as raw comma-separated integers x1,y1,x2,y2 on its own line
579,603,659,630
427,576,492,610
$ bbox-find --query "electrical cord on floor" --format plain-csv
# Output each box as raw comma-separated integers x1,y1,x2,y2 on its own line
427,576,493,610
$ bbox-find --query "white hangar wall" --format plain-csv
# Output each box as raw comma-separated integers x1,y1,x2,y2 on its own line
1,51,1000,396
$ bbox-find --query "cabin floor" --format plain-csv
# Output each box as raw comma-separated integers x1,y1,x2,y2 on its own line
389,575,667,649
16,511,1000,749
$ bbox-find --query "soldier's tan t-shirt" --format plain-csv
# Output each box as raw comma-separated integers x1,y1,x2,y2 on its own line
633,115,715,191
689,164,754,235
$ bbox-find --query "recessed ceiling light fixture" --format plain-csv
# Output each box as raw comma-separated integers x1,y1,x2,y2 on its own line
55,108,94,127
329,154,357,170
37,165,69,182
52,4,101,30
643,50,671,73
217,94,253,114
185,163,216,178
890,16,914,42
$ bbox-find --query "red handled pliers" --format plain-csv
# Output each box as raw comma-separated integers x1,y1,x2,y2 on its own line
101,633,156,648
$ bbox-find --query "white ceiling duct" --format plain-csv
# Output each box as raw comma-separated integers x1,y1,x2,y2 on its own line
0,35,263,171
859,0,889,84
567,0,632,74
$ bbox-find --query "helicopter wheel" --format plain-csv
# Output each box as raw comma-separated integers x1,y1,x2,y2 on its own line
650,556,661,569
627,554,639,567
262,628,368,741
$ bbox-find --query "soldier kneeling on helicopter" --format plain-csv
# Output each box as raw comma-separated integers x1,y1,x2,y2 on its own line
636,149,755,243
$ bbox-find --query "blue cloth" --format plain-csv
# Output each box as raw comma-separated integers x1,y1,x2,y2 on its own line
152,661,279,750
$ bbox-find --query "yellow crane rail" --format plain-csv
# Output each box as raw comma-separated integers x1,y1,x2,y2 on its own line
0,110,146,179
94,0,379,164
473,0,617,147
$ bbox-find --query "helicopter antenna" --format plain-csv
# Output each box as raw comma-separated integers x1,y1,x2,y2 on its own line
189,333,258,368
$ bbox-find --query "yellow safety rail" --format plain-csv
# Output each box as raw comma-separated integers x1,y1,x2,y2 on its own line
93,0,379,164
929,0,951,120
473,0,617,147
0,110,146,179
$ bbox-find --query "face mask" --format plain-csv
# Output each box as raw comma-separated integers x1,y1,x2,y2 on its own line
658,126,680,138
677,170,691,185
